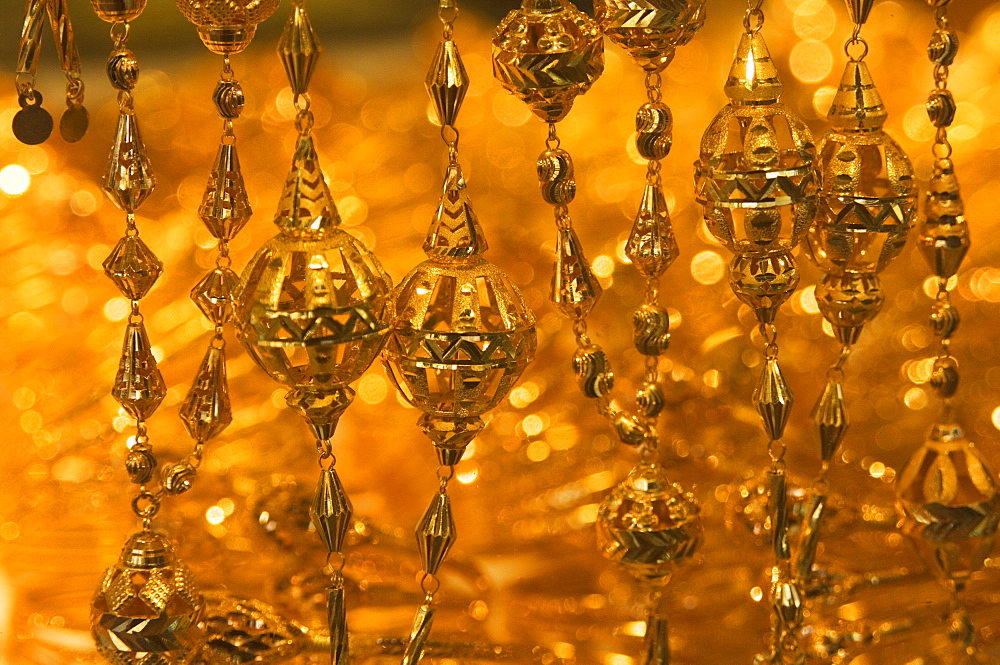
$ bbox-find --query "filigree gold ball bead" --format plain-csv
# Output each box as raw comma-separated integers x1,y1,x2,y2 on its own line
492,0,605,122
597,463,702,585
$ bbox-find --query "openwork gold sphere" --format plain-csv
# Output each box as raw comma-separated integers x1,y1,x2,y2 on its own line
492,0,605,122
175,0,280,54
897,424,1000,587
805,60,916,275
594,0,706,72
814,272,884,344
91,532,204,665
384,258,537,419
695,31,817,254
596,463,702,585
237,230,393,391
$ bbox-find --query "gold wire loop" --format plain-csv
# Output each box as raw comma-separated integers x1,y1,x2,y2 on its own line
110,21,130,47
743,8,765,34
420,572,441,598
845,36,869,61
131,491,160,519
546,123,561,150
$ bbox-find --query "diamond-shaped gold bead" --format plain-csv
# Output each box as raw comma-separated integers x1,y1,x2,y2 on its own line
103,235,163,300
426,40,468,128
415,492,456,575
753,358,794,441
310,467,353,553
113,320,166,420
102,110,155,212
812,378,847,461
191,267,241,325
179,344,231,442
278,3,321,96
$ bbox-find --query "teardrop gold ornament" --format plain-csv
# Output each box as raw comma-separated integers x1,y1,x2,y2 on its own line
102,110,155,213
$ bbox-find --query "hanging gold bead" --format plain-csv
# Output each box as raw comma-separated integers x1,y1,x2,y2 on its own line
636,382,665,419
812,378,847,462
552,227,603,319
426,40,469,128
897,424,1000,587
573,345,614,399
633,304,670,356
594,0,706,72
237,137,392,395
91,532,204,664
278,3,322,97
919,158,969,279
103,110,155,213
113,320,166,421
90,0,147,23
383,164,537,462
492,0,605,122
537,148,577,206
930,300,960,339
753,358,794,441
596,463,702,585
805,60,916,275
626,183,678,279
635,102,672,161
415,492,456,575
729,250,800,324
813,272,884,344
179,344,232,442
103,235,163,300
310,467,353,553
106,50,139,91
199,141,253,240
695,31,817,255
174,0,280,55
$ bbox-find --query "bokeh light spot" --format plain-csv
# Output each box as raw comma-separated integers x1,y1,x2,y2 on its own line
790,40,833,83
691,250,725,285
0,165,30,196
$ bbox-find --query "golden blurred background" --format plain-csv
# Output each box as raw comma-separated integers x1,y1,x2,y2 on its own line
2,0,1000,664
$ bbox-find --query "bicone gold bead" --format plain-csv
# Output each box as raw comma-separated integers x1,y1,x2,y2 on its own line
174,0,280,55
278,3,322,97
596,463,702,585
919,159,969,279
103,235,163,300
753,358,794,442
415,492,456,575
729,250,799,324
191,268,241,326
812,378,847,462
594,0,705,72
806,60,916,275
426,40,469,128
695,31,816,254
91,531,204,664
897,423,1000,585
492,0,605,122
310,467,353,553
814,272,883,344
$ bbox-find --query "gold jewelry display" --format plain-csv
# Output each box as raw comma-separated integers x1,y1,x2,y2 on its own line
385,3,537,663
897,0,999,660
89,1,205,663
13,0,87,144
236,3,393,664
694,2,816,663
172,0,277,500
591,2,705,665
795,0,918,651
